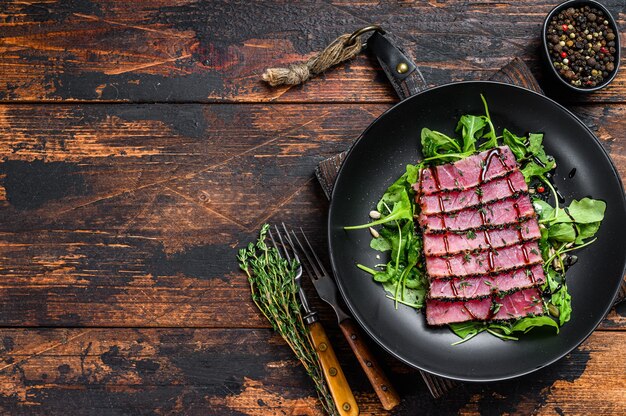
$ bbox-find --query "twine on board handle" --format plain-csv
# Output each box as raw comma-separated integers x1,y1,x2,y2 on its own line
262,25,385,87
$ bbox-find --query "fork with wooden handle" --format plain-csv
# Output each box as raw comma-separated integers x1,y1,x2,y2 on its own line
287,225,401,411
271,226,358,416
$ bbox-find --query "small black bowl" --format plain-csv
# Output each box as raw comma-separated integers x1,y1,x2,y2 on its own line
542,0,621,92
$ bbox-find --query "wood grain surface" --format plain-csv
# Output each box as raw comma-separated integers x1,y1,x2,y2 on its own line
0,0,625,414
0,0,625,103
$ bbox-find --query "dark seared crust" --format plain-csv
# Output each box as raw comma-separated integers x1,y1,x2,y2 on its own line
426,283,545,302
426,311,544,327
420,218,537,235
429,263,544,282
425,261,543,280
417,169,519,196
422,215,537,235
419,192,533,227
418,190,530,217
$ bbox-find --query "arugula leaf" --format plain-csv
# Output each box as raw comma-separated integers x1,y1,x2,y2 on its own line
345,165,417,230
404,163,419,186
543,267,564,294
344,197,411,229
502,128,527,160
478,95,498,150
421,128,461,159
404,268,426,289
533,199,554,221
456,115,486,153
551,285,572,325
528,133,549,158
519,133,556,180
521,160,553,181
383,280,426,308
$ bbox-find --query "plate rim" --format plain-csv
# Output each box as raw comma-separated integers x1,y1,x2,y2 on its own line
327,80,626,382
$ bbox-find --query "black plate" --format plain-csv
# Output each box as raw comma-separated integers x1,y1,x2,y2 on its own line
328,81,626,382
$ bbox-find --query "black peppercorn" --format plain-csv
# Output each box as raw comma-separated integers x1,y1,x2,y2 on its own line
546,4,618,88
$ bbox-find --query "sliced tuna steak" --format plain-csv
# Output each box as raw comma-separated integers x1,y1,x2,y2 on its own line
420,194,534,233
420,146,517,195
425,297,492,325
492,288,544,320
429,264,545,299
419,170,528,215
426,241,542,278
426,288,544,325
423,219,540,256
416,145,546,325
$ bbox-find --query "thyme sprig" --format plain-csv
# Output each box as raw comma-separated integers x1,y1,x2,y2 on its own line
238,224,337,416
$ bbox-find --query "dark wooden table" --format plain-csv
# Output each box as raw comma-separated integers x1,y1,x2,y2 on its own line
0,1,624,414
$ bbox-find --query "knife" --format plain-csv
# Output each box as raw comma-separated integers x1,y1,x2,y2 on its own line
271,226,359,416
289,228,401,411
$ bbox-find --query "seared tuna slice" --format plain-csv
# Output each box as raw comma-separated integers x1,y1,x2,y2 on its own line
419,170,528,215
429,264,545,299
419,194,534,234
426,288,544,325
492,288,544,320
416,145,546,326
425,297,492,325
423,219,540,256
420,146,517,195
426,241,542,278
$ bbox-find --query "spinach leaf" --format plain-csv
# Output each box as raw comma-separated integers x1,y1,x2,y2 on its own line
373,271,393,283
575,221,601,244
449,321,485,343
370,236,392,252
548,223,576,242
567,198,606,224
510,316,559,334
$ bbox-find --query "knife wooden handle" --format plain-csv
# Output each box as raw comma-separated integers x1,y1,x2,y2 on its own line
308,321,359,416
339,318,400,411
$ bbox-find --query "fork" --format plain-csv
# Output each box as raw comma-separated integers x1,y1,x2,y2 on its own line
287,225,400,411
268,225,358,416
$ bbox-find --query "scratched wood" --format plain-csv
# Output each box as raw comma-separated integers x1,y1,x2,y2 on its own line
0,328,623,415
0,0,624,103
0,0,626,414
0,103,624,328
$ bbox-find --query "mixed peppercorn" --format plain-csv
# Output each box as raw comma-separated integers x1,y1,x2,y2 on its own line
546,5,617,88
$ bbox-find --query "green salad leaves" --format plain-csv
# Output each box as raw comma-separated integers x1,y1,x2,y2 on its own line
354,165,429,310
345,95,606,344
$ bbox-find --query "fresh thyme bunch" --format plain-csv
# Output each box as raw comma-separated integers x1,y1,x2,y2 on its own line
238,224,337,415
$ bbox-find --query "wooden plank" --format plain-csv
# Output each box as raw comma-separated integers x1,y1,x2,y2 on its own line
0,0,624,103
0,328,623,415
0,103,624,327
